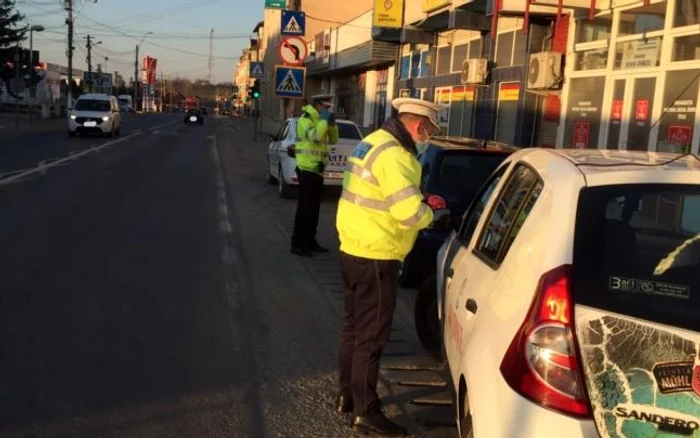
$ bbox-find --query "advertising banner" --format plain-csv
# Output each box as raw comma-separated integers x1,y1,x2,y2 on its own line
142,56,157,85
373,0,403,28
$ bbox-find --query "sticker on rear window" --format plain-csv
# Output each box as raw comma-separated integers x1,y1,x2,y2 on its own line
608,276,690,299
652,361,696,395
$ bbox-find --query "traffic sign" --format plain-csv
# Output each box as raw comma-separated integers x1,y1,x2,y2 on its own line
281,10,306,36
274,65,305,99
249,62,265,78
265,0,285,8
278,36,308,66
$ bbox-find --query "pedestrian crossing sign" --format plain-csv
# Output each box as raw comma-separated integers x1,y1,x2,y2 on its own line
249,62,265,79
281,10,305,36
274,66,305,99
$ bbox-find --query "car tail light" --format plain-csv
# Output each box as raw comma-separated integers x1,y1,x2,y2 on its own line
425,193,447,210
499,265,591,418
287,145,296,158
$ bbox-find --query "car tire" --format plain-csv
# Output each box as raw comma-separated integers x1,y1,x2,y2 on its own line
398,253,422,288
278,166,294,199
458,390,474,438
414,275,443,361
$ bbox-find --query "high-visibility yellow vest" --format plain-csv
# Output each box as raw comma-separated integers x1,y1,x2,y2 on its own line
336,128,434,261
295,105,339,174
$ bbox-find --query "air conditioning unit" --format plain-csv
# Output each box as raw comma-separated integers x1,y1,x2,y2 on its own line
461,58,488,85
527,51,563,90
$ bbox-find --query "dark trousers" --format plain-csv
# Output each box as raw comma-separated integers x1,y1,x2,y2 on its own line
291,169,323,250
339,252,399,416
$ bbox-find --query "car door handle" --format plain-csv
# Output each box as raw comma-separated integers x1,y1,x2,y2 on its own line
465,298,478,314
446,267,454,278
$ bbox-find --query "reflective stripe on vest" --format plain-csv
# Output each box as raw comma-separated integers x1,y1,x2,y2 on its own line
340,185,422,212
296,148,328,157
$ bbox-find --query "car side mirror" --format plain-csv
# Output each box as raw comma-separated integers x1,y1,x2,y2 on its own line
269,134,277,141
430,208,451,230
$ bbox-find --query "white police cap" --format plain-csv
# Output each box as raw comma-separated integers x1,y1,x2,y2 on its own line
392,97,443,130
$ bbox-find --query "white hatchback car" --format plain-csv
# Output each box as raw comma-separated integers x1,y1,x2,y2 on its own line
437,149,700,438
266,117,363,198
69,94,121,137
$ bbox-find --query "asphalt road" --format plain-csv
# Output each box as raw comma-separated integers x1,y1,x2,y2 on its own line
0,115,455,437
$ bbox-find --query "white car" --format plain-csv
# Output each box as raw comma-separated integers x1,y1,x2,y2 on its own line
437,148,700,438
266,117,363,198
69,94,121,137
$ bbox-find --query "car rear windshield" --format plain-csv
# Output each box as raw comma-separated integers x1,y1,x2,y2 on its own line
74,100,111,112
432,152,507,197
573,184,700,331
337,122,361,140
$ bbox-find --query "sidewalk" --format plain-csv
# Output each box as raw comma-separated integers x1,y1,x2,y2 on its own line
0,114,66,141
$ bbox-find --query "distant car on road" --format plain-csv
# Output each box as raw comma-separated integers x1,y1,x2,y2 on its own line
69,94,121,137
266,117,363,198
439,149,700,438
184,109,204,125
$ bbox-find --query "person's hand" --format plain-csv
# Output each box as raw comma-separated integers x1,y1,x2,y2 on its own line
319,108,331,121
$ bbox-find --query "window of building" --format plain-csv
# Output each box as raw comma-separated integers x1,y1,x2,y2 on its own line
657,70,699,153
495,28,527,67
451,43,469,73
614,36,663,70
672,34,700,62
495,83,520,144
411,50,421,78
618,2,667,37
576,15,613,43
476,164,542,265
674,0,700,27
437,46,452,76
575,47,610,71
420,51,430,76
400,55,410,80
563,76,605,149
435,87,451,134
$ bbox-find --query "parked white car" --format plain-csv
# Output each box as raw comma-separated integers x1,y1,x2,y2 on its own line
437,148,700,438
266,117,363,198
69,94,121,137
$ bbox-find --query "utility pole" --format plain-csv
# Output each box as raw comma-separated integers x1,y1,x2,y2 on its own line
85,35,92,92
14,41,20,128
134,44,139,111
160,71,164,112
207,28,214,85
65,0,74,112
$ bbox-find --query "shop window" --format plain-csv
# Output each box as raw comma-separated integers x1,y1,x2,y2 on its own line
628,77,657,151
563,77,605,149
575,48,609,71
435,87,451,135
411,50,421,78
657,70,699,153
452,43,469,73
400,55,410,80
576,15,613,43
607,80,626,150
614,36,662,70
437,46,452,76
673,34,700,62
618,2,666,37
674,0,700,27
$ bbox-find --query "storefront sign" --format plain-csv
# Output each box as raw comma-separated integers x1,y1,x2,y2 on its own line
373,0,403,28
422,0,451,12
636,99,650,121
573,121,590,149
668,125,693,145
620,38,661,70
611,99,623,120
451,85,475,101
571,100,599,117
498,83,520,101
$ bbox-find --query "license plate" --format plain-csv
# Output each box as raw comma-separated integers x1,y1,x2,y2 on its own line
328,154,346,166
323,171,344,179
189,116,197,122
83,121,97,127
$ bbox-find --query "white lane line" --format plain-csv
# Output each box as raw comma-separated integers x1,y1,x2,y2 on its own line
152,130,160,135
148,119,178,132
210,134,241,307
0,132,139,186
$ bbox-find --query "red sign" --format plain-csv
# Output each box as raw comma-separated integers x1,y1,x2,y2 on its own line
573,121,590,149
141,56,157,85
693,365,700,397
543,95,561,122
635,99,649,122
668,125,693,145
611,99,623,120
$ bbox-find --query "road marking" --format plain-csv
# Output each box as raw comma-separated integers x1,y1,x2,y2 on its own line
0,132,139,186
149,119,178,132
152,130,160,135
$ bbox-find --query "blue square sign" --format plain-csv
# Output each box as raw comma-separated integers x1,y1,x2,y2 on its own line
249,62,265,79
281,10,305,36
274,66,305,99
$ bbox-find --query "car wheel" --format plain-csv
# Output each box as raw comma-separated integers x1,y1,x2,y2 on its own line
458,389,473,438
398,253,421,288
278,166,294,199
414,275,443,361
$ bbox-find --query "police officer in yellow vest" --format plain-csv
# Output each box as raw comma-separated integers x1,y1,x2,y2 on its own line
291,94,339,257
335,98,443,435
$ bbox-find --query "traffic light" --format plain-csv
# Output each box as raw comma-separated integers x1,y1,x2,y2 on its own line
251,79,260,99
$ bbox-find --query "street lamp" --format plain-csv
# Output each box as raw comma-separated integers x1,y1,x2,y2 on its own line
134,31,153,112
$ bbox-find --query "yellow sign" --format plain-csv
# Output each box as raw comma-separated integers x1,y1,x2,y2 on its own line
422,0,451,13
373,0,404,28
498,83,521,101
452,86,475,101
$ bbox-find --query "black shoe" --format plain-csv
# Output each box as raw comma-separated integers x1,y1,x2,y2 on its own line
352,412,407,436
291,247,313,257
336,394,353,414
310,243,329,253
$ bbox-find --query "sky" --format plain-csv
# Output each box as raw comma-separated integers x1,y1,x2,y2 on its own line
16,0,263,83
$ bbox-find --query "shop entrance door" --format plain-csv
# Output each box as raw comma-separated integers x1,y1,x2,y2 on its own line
606,74,659,151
